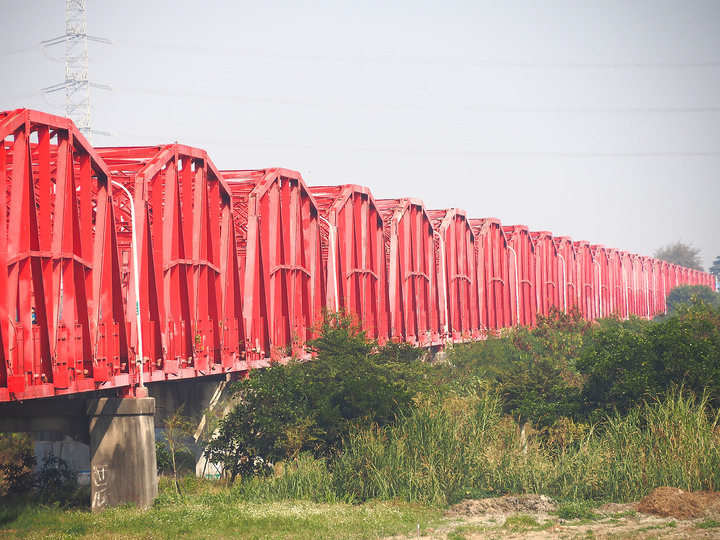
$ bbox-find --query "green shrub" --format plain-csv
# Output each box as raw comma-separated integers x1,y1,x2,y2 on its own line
0,434,35,496
34,454,78,503
443,308,589,429
663,284,720,318
204,311,430,483
578,302,720,417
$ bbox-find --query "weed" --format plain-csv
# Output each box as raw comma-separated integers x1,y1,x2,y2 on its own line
609,510,636,518
502,513,552,532
697,518,720,529
555,501,600,521
447,524,488,539
638,521,679,532
333,388,720,505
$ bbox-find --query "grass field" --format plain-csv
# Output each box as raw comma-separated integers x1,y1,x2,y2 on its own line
0,494,443,539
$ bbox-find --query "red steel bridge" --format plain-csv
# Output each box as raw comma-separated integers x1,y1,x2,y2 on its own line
2,108,715,403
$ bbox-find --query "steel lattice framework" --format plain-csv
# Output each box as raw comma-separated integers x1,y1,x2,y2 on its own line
0,109,125,400
503,224,538,327
96,144,246,382
63,0,91,135
531,231,562,317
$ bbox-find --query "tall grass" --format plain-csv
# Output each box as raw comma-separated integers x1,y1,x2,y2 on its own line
232,453,342,503
582,390,720,501
333,389,504,505
332,388,720,505
153,454,341,509
157,388,720,508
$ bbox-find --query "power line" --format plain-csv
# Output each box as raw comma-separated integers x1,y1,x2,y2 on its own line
0,91,41,103
118,40,720,69
112,131,720,158
0,44,40,56
6,38,719,69
116,86,720,114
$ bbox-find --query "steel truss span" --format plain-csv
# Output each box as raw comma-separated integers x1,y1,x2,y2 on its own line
1,109,715,401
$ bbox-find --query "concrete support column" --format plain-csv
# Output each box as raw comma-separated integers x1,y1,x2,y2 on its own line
87,397,157,510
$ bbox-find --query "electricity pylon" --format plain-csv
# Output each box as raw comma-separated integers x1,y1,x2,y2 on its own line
41,0,112,142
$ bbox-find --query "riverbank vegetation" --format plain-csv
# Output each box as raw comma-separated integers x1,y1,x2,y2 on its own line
1,285,719,538
198,289,720,507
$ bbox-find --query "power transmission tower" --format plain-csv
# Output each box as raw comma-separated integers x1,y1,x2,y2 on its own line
41,0,112,142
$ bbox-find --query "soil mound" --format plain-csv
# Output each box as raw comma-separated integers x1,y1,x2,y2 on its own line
445,494,556,518
635,486,720,519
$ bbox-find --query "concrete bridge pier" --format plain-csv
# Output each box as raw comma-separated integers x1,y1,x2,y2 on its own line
0,396,158,510
86,397,157,510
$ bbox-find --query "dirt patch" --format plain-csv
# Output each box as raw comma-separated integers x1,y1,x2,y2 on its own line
406,489,720,539
635,486,720,519
445,494,556,518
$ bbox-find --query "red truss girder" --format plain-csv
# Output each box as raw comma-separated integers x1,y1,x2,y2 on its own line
224,169,324,360
96,144,245,381
678,265,690,288
469,218,511,331
620,252,641,317
606,248,628,318
2,108,717,402
664,262,678,293
645,257,661,318
656,261,672,310
554,237,580,315
0,109,127,401
376,198,442,346
590,245,612,318
573,241,596,321
503,225,537,327
427,209,480,341
530,231,562,317
310,185,390,343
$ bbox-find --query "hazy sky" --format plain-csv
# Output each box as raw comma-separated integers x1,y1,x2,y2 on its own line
2,0,719,269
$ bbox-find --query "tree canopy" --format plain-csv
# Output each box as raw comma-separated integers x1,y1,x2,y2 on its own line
577,300,720,418
663,284,720,318
710,255,720,279
654,240,703,271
